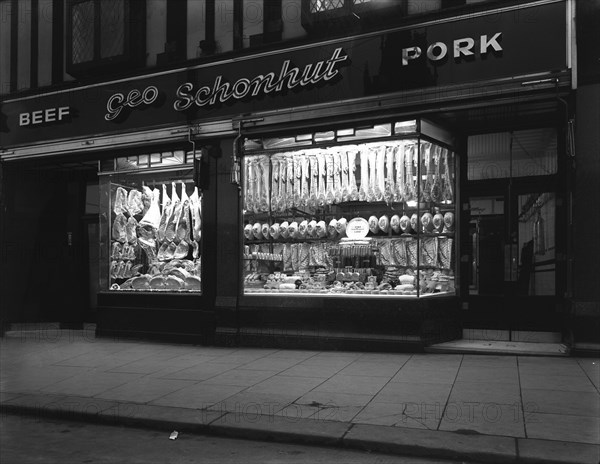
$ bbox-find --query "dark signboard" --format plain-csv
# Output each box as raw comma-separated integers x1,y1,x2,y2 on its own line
1,1,567,148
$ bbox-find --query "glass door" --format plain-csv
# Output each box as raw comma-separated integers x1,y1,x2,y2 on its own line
464,128,562,339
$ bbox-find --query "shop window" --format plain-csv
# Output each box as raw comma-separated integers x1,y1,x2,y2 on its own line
241,119,458,297
467,128,557,180
98,150,203,293
67,0,146,77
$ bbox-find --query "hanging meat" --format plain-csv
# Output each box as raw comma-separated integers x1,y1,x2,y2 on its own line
421,142,433,202
137,224,156,249
308,153,319,208
403,144,417,202
112,213,127,243
293,153,303,208
190,186,202,242
394,142,405,202
374,145,385,202
141,186,153,215
325,152,335,205
111,242,122,259
384,145,395,204
270,156,280,212
316,151,327,206
173,184,190,259
244,157,254,213
358,145,368,201
430,146,442,203
126,216,138,244
127,189,143,216
285,155,295,210
441,148,454,204
165,182,181,243
176,183,191,243
139,187,161,229
301,155,310,207
347,149,359,201
157,184,172,243
113,187,128,215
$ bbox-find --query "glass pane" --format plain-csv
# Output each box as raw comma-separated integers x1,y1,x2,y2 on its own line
467,132,511,180
468,197,505,295
100,0,125,58
517,193,555,296
310,0,345,13
467,129,557,180
100,169,202,293
72,1,95,64
511,128,557,178
242,136,457,298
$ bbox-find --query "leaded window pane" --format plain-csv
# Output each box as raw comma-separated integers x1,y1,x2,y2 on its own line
310,0,345,13
100,0,125,58
72,1,94,64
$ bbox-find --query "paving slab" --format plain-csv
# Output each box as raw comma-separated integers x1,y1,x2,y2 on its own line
439,402,525,438
525,412,600,445
344,423,518,463
519,373,597,393
149,383,246,409
522,388,600,417
337,360,404,377
352,400,440,430
313,374,390,396
200,368,280,387
93,377,197,403
295,391,373,408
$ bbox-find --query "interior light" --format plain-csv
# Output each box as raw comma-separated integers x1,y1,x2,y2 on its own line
394,120,417,134
295,134,312,142
337,128,355,136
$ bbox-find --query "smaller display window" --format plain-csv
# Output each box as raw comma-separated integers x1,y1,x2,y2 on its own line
241,119,457,298
99,150,202,293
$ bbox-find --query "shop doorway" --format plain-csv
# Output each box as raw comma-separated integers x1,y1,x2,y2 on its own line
463,128,564,342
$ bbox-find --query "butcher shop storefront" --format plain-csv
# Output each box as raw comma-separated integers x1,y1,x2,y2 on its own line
0,0,574,349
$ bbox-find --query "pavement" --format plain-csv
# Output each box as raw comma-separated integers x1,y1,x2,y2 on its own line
1,326,599,464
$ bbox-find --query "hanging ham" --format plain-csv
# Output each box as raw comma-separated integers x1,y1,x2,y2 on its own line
190,187,202,242
165,182,181,243
157,184,172,243
139,187,161,230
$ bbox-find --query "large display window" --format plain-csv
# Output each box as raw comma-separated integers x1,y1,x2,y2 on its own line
99,150,202,293
241,119,457,297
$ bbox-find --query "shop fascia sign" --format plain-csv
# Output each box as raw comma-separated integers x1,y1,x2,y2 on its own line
104,31,502,121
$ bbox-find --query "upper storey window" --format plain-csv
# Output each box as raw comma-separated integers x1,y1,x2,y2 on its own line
67,0,146,78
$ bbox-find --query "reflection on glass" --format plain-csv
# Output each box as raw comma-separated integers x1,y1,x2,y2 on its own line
468,129,557,181
517,193,555,296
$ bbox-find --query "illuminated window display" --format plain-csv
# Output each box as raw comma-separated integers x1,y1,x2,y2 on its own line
99,151,202,293
241,120,457,297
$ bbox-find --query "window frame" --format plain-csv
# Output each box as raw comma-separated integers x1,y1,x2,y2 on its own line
66,0,145,78
301,0,407,31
